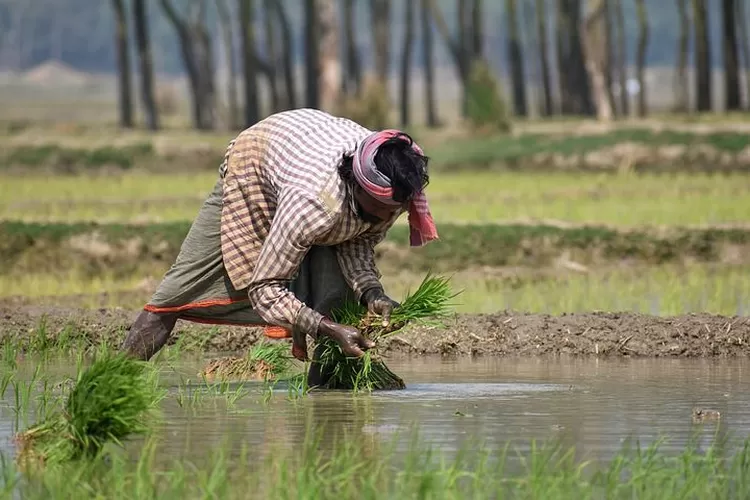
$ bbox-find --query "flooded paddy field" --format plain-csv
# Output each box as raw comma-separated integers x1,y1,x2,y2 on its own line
2,123,750,496
2,350,749,497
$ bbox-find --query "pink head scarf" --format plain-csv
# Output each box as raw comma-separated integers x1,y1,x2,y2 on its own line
352,129,438,247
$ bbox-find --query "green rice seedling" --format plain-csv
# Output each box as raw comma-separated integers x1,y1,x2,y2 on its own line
314,273,458,392
199,341,297,382
14,352,165,470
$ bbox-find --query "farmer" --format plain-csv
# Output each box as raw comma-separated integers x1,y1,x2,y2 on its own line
120,108,438,379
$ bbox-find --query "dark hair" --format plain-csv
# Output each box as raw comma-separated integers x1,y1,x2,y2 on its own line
338,132,430,203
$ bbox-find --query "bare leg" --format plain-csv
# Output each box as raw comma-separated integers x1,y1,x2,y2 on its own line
120,309,179,361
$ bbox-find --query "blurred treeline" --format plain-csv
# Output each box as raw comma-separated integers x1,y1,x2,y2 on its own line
0,0,747,131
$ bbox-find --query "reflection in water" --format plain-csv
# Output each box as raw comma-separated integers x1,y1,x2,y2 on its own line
0,355,745,467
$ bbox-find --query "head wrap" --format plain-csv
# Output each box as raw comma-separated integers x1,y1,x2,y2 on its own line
352,129,438,246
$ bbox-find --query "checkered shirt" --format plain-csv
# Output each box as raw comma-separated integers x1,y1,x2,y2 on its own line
219,108,400,339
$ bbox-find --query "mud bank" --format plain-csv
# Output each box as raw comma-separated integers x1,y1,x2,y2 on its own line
1,306,748,358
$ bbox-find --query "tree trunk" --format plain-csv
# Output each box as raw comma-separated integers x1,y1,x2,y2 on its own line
342,0,362,96
536,0,553,116
319,0,340,112
556,0,571,114
429,0,471,117
603,0,616,113
674,0,690,112
111,0,133,128
161,0,216,130
506,0,527,116
693,0,711,111
400,0,415,126
370,0,391,85
132,0,159,130
634,0,648,117
304,0,319,108
722,0,741,111
193,2,217,130
239,0,259,125
263,0,280,112
613,0,628,116
421,0,439,127
270,0,296,109
558,0,593,115
216,0,239,128
737,0,750,109
472,0,483,58
582,0,613,121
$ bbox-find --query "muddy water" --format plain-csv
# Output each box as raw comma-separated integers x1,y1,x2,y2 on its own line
1,356,747,466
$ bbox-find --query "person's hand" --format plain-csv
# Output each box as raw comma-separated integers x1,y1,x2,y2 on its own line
362,288,400,327
318,318,375,358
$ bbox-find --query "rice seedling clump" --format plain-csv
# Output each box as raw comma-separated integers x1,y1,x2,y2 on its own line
15,352,165,469
200,341,296,382
315,274,457,392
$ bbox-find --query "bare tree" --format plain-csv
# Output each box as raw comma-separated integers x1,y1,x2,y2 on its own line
557,0,593,115
675,0,690,112
472,0,483,58
239,0,276,124
693,0,711,111
215,0,239,128
421,0,439,126
634,0,648,116
603,0,616,113
111,0,133,128
506,0,527,116
400,0,415,126
582,0,613,121
341,0,362,97
273,0,296,109
161,0,217,130
536,0,553,116
722,0,741,111
262,0,280,112
613,0,628,116
737,0,750,108
370,0,391,85
133,0,159,130
319,0,340,112
429,0,474,116
304,0,319,108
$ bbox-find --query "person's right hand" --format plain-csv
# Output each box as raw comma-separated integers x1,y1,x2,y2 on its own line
318,318,375,358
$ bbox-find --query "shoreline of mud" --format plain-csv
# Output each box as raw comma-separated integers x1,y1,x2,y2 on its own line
2,305,748,358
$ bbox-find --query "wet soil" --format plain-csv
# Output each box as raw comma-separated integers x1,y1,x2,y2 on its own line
1,305,748,358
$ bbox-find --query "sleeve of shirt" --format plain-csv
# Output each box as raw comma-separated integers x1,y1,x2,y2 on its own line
335,221,394,304
247,188,334,338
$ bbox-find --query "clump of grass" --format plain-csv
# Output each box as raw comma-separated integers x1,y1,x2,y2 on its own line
200,341,296,382
315,273,457,392
15,352,164,469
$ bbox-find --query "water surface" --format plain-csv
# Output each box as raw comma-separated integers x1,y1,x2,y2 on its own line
1,356,745,466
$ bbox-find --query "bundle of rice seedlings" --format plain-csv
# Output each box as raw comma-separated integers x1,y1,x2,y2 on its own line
314,273,457,392
200,341,296,382
15,352,164,469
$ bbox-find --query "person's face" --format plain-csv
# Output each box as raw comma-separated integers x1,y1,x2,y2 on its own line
352,185,406,224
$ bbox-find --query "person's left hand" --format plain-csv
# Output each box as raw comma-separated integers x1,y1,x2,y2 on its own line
363,288,400,326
